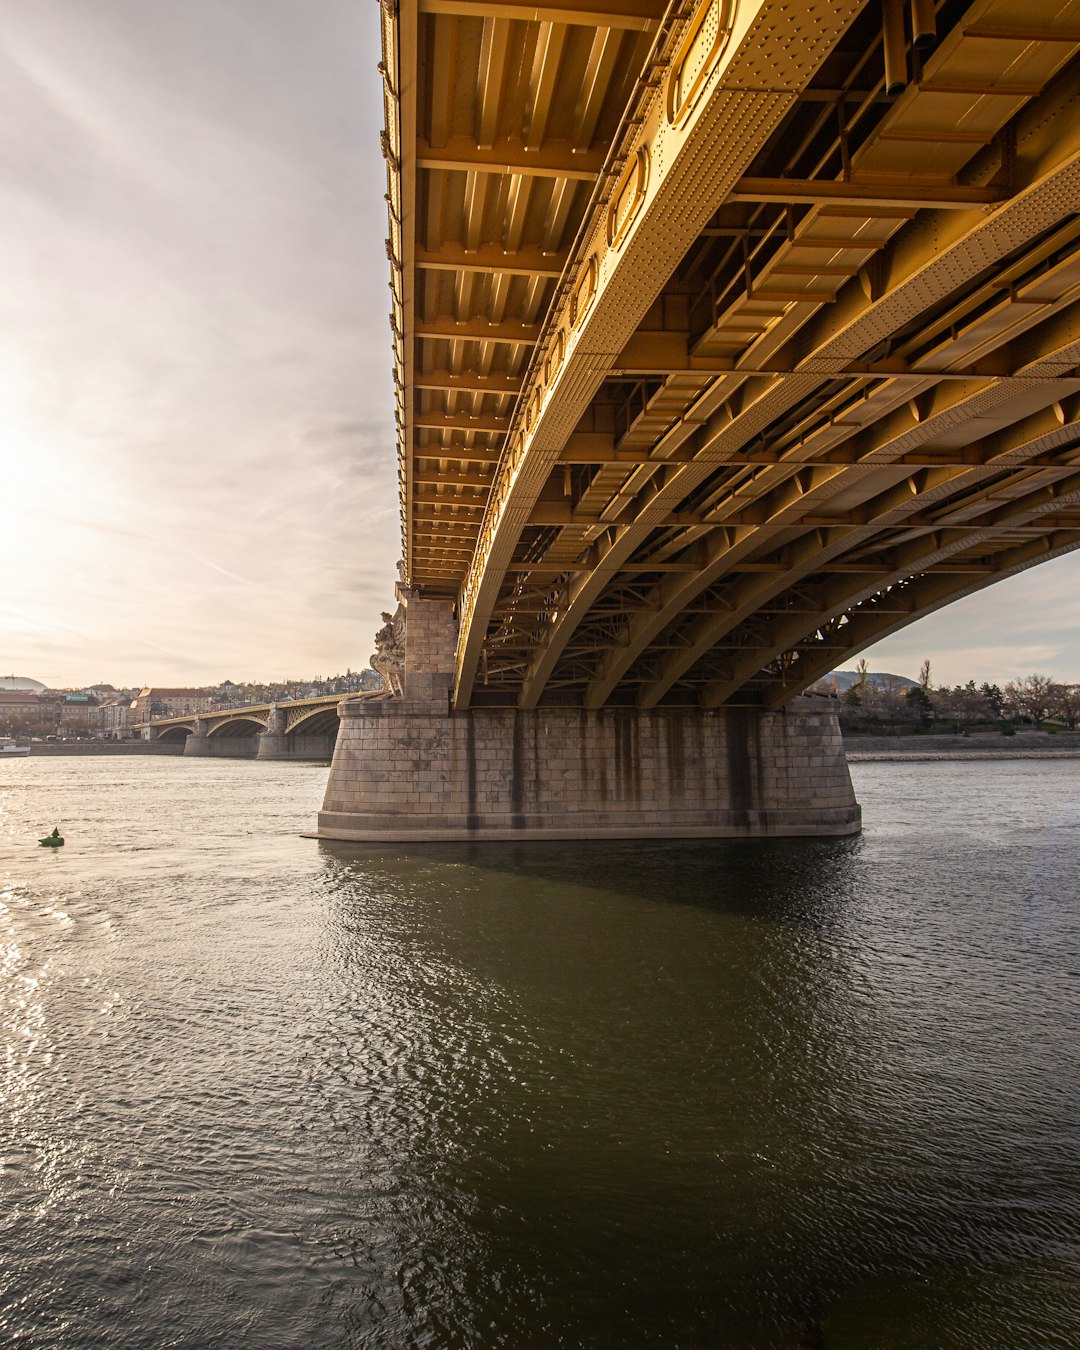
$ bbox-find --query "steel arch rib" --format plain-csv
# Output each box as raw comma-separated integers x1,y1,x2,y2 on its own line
699,455,1080,706
453,0,867,707
523,137,1080,707
632,319,1080,706
756,527,1080,709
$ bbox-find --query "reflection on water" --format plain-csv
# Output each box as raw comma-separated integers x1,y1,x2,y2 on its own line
0,757,1077,1347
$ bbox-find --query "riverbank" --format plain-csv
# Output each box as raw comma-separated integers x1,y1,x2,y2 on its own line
26,742,186,756
845,729,1080,761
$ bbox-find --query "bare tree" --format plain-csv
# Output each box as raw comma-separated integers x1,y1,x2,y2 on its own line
1004,674,1055,727
1049,682,1080,730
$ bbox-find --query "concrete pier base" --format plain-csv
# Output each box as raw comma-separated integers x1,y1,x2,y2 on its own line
183,724,210,756
315,592,859,842
257,733,335,761
316,697,860,842
184,731,258,758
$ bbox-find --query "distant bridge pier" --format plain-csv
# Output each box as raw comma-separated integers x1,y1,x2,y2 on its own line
318,596,860,843
183,719,209,756
255,705,288,760
183,717,258,758
255,705,336,761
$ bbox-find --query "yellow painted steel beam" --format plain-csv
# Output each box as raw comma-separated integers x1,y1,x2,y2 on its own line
527,503,707,527
413,410,511,432
413,495,488,510
414,443,504,463
414,370,525,395
413,507,488,521
612,330,1077,379
415,316,542,344
728,177,1007,209
526,20,568,152
417,136,605,180
612,330,734,373
417,0,665,31
963,25,1080,42
475,14,511,152
417,243,568,277
414,468,495,487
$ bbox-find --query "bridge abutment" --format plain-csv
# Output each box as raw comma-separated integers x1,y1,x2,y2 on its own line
318,598,857,840
317,697,858,842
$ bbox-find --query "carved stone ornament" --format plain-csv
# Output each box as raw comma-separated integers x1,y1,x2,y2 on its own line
371,603,406,697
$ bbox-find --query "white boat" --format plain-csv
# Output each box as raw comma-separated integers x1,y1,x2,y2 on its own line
0,737,30,757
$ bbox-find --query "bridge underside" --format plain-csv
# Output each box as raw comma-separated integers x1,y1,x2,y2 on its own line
321,0,1080,841
384,0,1080,712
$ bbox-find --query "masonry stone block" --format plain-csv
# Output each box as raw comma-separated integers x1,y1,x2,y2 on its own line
316,695,860,842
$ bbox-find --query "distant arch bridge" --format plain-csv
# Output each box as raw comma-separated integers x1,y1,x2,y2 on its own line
139,694,380,759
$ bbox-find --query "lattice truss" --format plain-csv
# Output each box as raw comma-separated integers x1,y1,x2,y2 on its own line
149,697,349,738
382,0,1080,708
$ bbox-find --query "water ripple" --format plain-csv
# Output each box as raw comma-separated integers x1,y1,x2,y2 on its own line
0,756,1077,1346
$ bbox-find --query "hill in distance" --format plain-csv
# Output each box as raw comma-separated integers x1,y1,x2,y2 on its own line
824,669,918,692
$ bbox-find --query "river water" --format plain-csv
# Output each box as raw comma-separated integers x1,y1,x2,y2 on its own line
0,756,1077,1349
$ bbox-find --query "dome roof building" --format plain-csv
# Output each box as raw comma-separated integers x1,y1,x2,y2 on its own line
0,676,46,693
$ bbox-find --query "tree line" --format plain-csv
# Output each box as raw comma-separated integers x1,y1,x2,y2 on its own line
813,661,1080,732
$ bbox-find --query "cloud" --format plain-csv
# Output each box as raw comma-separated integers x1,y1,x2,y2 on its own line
0,0,400,686
862,551,1080,684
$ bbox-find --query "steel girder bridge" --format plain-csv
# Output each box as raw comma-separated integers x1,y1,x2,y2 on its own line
382,0,1080,712
144,696,354,744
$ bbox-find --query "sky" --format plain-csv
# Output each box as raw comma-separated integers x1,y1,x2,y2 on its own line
1,0,398,688
1,2,1079,690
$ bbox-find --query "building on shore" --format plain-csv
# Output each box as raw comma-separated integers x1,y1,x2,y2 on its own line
56,693,100,735
130,688,213,723
98,699,134,740
0,675,46,693
0,690,43,735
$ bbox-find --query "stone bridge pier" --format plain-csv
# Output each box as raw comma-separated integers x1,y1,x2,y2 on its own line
183,718,258,758
256,704,337,760
256,705,288,759
318,595,860,843
176,709,337,760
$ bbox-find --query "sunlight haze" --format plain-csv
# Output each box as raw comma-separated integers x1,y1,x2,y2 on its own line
2,0,397,687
